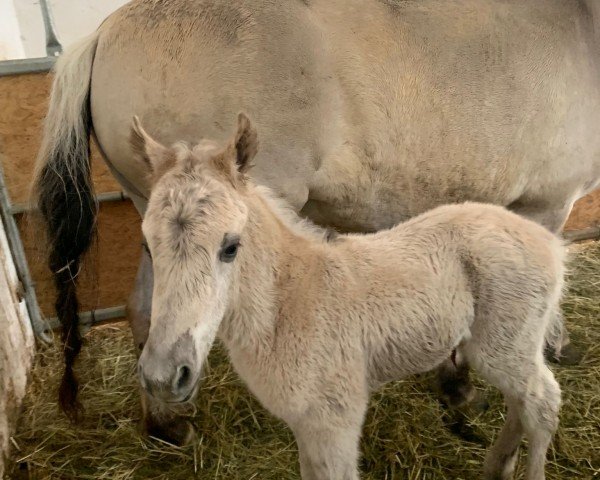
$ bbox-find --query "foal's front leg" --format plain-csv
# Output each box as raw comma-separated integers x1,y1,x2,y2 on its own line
293,420,363,480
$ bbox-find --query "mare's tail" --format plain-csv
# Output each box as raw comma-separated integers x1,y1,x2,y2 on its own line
32,31,100,421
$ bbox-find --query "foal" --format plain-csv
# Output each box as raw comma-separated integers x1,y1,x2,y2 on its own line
134,114,564,480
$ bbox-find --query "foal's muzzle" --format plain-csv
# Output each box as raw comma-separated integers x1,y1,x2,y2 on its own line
137,334,200,403
138,363,199,403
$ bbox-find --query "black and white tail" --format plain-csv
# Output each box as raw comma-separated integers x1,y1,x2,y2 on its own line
33,31,100,421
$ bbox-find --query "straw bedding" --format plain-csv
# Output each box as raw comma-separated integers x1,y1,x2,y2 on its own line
6,241,599,479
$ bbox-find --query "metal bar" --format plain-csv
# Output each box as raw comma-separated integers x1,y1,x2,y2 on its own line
0,0,61,77
45,305,127,332
564,227,600,243
0,57,56,77
0,161,52,343
39,0,63,57
11,190,130,215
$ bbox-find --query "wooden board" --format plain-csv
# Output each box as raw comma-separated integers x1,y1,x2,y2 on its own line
18,202,141,318
0,72,140,319
566,191,600,231
0,72,120,205
0,221,34,478
0,71,599,321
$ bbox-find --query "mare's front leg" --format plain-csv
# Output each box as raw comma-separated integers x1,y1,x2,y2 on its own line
293,418,364,480
437,355,476,409
127,246,195,445
436,355,488,442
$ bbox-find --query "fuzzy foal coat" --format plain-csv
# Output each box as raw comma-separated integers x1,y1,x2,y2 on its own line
221,199,564,480
136,123,564,479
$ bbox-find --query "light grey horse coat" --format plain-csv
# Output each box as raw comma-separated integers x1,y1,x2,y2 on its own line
34,0,599,442
51,0,600,227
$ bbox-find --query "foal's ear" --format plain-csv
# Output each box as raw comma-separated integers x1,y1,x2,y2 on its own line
232,112,258,173
215,113,258,186
130,116,175,184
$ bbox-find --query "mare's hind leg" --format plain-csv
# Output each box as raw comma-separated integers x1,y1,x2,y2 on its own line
437,355,478,409
127,247,194,445
508,200,581,365
543,310,580,365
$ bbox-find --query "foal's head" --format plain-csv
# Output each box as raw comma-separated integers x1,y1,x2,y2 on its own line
133,114,258,403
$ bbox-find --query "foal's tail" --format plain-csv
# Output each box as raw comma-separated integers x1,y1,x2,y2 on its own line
32,31,100,421
543,239,567,359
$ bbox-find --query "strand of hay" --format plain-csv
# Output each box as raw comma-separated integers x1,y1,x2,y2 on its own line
7,242,600,479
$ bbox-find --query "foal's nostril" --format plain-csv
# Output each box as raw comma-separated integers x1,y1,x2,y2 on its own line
174,365,192,392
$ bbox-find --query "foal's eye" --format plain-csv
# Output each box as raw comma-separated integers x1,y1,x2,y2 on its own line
219,239,240,263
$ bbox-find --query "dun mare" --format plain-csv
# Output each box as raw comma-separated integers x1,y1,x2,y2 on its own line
135,114,564,480
34,0,599,443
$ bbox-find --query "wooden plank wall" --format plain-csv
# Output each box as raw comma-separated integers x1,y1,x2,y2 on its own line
0,72,141,318
0,71,599,320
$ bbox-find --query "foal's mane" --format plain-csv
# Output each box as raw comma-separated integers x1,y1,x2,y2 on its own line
253,185,334,244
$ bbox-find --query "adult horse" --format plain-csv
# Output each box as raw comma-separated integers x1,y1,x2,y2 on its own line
35,0,600,445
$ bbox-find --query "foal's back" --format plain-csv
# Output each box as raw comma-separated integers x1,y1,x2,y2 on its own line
381,202,563,285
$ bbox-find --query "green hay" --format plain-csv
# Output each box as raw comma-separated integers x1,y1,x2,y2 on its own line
7,242,600,479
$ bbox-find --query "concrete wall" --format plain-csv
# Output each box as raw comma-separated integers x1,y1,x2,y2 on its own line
14,0,129,59
0,0,26,60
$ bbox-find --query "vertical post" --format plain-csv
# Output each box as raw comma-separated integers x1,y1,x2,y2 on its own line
0,161,51,343
39,0,62,57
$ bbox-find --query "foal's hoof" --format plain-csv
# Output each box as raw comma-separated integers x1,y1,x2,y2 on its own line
545,342,583,366
145,417,196,446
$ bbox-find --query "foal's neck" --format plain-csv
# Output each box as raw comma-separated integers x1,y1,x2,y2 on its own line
218,187,318,352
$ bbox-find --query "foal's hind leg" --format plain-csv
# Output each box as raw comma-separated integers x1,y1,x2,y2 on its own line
519,365,561,480
467,347,560,480
127,247,194,445
507,201,581,365
483,397,523,480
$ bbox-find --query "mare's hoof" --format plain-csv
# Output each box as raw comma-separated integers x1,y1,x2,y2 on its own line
145,417,196,446
438,380,487,411
545,342,583,366
438,388,488,444
468,390,490,414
